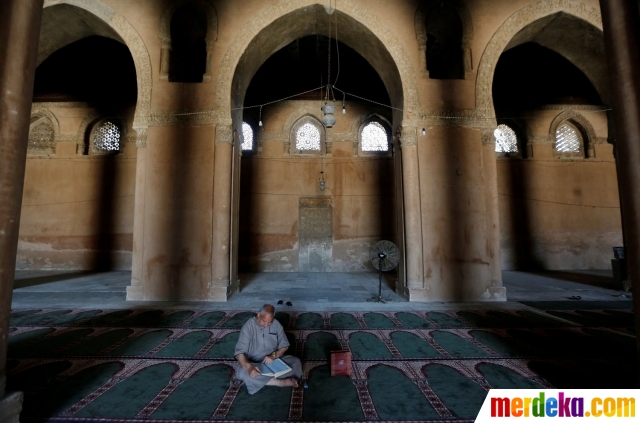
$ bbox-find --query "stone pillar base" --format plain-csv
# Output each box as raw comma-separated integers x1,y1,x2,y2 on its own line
0,392,23,423
208,279,240,301
394,281,409,300
406,286,508,302
126,285,143,301
486,286,507,301
408,287,430,302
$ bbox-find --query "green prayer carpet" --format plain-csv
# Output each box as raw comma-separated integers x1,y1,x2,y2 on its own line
6,306,637,422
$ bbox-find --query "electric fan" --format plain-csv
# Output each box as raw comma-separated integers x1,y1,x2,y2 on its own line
367,240,400,303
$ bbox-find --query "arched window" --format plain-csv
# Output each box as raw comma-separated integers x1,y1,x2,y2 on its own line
92,121,121,153
289,116,325,155
494,124,519,154
28,115,55,155
425,3,465,79
555,122,582,154
361,121,389,152
296,122,321,151
169,3,207,82
242,122,254,151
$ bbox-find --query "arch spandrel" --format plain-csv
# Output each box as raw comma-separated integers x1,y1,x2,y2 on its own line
475,0,603,121
213,0,421,128
43,0,152,130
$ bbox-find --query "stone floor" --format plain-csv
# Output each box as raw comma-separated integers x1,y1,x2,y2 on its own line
11,268,632,312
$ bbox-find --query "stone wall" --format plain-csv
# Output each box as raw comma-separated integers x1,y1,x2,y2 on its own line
238,100,397,272
17,0,617,301
17,102,136,270
496,106,621,270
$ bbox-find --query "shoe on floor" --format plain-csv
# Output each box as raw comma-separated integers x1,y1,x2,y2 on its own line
286,301,292,306
277,300,283,305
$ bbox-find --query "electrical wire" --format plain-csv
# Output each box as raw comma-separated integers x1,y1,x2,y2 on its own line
33,1,613,124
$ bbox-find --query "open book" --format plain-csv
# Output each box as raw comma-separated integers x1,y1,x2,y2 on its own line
260,358,292,378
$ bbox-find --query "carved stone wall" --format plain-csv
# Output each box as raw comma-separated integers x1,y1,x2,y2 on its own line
298,197,333,272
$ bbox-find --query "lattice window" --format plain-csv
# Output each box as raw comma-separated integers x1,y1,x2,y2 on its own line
28,116,54,154
93,121,121,152
555,122,581,153
296,122,321,151
361,122,389,152
242,122,253,151
494,124,518,153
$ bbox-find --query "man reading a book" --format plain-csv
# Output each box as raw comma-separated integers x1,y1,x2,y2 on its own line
234,304,302,394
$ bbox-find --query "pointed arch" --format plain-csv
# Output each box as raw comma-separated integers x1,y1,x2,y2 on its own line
43,0,152,130
158,0,218,82
475,0,603,122
415,0,474,79
213,0,421,136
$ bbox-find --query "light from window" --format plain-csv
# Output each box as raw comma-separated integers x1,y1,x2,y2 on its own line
361,122,389,152
494,124,518,153
556,122,581,153
94,121,121,151
296,122,321,151
242,122,253,151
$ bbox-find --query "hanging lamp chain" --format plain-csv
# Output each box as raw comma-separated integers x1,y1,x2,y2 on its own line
326,0,332,104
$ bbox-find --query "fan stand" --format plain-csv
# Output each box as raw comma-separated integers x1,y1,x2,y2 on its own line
367,253,388,303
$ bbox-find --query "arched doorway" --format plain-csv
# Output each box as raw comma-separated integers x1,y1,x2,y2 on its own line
16,2,151,283
211,3,422,300
477,2,622,290
238,33,397,280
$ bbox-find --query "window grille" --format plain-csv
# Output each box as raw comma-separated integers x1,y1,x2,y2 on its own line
361,122,389,152
93,121,121,152
28,118,54,153
555,122,581,153
242,122,253,151
296,122,321,151
494,124,518,153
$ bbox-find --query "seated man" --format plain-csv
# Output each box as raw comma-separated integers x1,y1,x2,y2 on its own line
234,304,302,394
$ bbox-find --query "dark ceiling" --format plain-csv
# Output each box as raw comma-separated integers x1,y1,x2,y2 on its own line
493,42,602,113
33,35,137,107
244,34,390,114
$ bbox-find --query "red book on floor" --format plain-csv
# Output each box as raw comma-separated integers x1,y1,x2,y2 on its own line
330,350,352,376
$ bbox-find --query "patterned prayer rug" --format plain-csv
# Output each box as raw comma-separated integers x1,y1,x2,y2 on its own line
7,306,637,422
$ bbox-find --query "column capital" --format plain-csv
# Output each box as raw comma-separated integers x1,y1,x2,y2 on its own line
215,124,234,145
134,127,148,148
481,129,495,146
398,126,417,147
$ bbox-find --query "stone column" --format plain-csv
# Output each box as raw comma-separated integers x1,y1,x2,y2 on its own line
481,130,506,298
399,126,426,300
599,0,640,373
0,0,44,419
127,128,148,300
210,125,233,300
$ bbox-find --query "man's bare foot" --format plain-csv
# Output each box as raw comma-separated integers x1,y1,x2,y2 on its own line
266,377,299,388
282,377,299,387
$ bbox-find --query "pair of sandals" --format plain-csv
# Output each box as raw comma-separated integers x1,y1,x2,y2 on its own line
277,300,293,306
